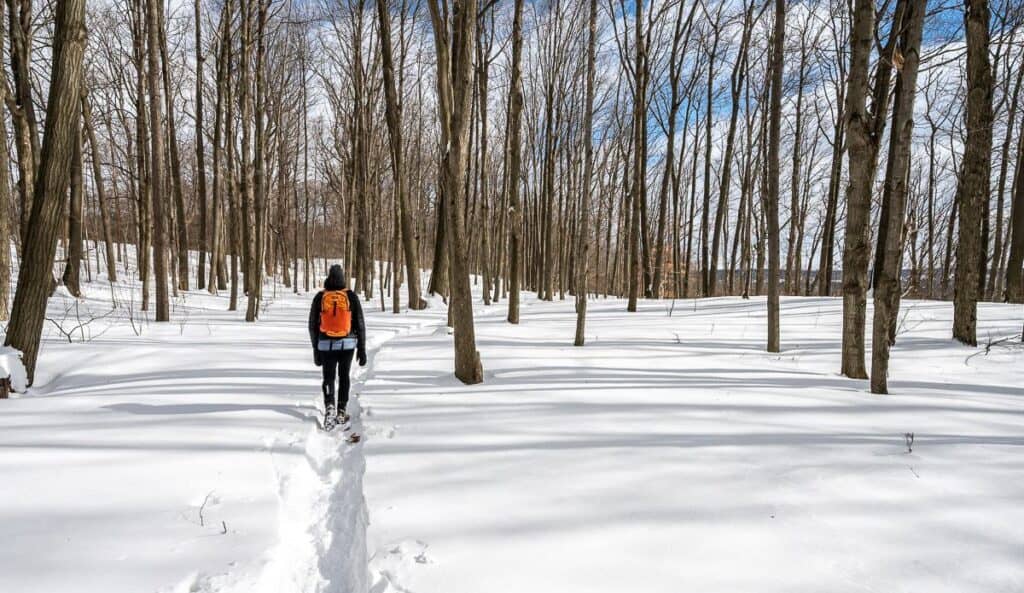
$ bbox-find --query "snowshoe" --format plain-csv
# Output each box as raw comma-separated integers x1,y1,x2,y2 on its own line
323,405,338,431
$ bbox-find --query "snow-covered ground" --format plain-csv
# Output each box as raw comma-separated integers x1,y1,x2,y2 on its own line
362,295,1024,593
1,261,1022,593
0,266,443,593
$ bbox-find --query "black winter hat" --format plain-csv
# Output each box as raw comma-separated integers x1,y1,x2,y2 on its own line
325,265,346,290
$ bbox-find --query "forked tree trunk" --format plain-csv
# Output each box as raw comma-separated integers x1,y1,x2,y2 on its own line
870,0,925,394
427,0,483,384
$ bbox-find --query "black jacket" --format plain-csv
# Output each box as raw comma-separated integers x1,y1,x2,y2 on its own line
309,289,366,353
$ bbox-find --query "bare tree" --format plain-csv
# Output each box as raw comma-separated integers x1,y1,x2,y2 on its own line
765,0,784,352
4,0,87,383
574,0,598,346
953,0,995,345
377,0,426,311
427,0,483,384
870,0,925,394
505,0,525,324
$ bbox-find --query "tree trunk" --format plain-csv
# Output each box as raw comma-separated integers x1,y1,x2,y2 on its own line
574,0,597,346
377,0,426,311
4,0,86,383
505,0,524,324
62,126,85,297
81,92,117,283
6,0,40,244
765,0,784,353
1006,105,1024,303
145,0,170,321
840,0,878,378
0,9,11,320
159,21,189,293
427,0,483,384
195,0,208,290
627,0,645,312
870,0,925,394
953,0,994,345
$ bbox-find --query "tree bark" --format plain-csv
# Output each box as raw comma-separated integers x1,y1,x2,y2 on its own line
1006,106,1024,303
505,0,524,324
195,0,208,290
62,126,85,296
841,0,885,378
953,0,994,345
145,0,170,321
4,0,87,383
870,0,925,394
377,0,426,311
427,0,483,384
765,0,784,352
81,92,117,283
574,0,597,346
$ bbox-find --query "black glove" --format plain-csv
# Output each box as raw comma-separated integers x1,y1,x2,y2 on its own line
357,349,367,367
313,349,322,367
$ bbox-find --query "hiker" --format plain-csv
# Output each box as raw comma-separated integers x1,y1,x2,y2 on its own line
309,264,367,430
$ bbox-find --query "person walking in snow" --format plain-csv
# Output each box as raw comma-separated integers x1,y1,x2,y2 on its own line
309,264,367,430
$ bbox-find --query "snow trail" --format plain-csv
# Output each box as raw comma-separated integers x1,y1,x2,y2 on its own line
217,311,447,593
0,267,447,593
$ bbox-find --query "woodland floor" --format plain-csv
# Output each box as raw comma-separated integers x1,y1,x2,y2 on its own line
1,272,1022,593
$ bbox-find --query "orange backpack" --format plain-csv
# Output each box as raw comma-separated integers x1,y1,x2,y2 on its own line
319,290,352,337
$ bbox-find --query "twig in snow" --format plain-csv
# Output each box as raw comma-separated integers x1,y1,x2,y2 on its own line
221,521,227,535
895,304,926,337
965,332,1023,365
198,490,215,527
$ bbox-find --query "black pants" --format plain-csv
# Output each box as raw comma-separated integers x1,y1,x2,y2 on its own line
321,348,355,412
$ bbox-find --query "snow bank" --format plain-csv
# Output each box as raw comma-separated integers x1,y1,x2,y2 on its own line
0,346,27,393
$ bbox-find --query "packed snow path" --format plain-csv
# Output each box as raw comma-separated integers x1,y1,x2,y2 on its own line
362,296,1024,593
0,286,443,593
